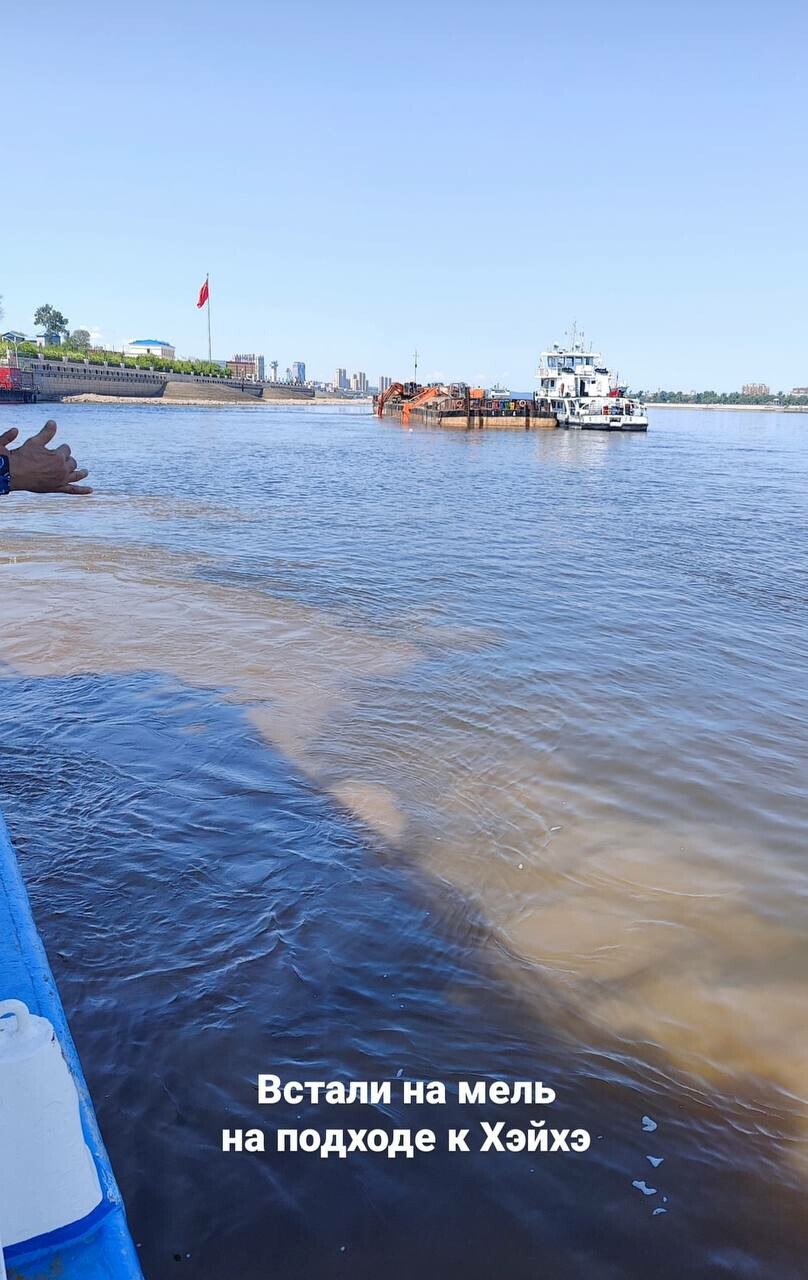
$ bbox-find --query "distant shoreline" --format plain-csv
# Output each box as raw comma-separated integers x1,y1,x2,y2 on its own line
647,402,808,413
49,395,808,415
60,393,373,407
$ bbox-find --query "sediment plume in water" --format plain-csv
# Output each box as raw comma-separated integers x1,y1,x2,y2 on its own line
3,522,807,1163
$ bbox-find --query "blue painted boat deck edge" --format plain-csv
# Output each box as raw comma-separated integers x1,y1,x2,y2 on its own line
0,810,144,1280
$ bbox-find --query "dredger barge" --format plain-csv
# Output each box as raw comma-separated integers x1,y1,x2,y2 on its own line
375,383,557,431
375,338,648,432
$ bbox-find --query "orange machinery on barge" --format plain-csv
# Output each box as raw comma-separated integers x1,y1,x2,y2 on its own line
374,382,556,430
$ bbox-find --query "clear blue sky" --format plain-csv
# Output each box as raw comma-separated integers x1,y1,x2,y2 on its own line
2,0,806,390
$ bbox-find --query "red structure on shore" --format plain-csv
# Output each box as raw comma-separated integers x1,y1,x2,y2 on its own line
0,367,36,403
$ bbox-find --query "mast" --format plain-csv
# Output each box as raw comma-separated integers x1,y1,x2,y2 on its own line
206,274,212,365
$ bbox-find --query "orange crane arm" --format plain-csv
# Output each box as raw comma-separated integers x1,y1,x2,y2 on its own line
376,381,406,417
402,385,446,424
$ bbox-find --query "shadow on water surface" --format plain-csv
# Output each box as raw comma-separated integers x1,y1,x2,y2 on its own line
0,668,805,1280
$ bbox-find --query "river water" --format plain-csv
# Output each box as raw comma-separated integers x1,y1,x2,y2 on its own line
1,403,806,1278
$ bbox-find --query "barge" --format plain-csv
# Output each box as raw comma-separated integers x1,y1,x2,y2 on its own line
375,382,556,430
375,336,647,433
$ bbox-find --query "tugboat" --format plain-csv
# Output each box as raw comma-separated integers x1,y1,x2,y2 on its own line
537,331,648,431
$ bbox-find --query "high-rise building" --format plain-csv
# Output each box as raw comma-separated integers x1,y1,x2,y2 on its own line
334,367,348,390
378,375,392,393
269,360,278,382
292,361,306,384
227,353,265,380
351,371,368,392
742,382,769,396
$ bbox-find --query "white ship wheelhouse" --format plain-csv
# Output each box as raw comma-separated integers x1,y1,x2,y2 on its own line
538,342,611,404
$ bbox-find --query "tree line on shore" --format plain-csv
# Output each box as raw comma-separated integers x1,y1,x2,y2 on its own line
636,389,808,406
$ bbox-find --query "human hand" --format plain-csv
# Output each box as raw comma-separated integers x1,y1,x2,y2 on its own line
0,421,93,495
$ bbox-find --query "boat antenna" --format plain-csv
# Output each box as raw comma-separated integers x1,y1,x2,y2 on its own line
413,347,418,383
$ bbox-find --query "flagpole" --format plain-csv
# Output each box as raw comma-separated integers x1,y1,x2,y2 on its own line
206,274,212,366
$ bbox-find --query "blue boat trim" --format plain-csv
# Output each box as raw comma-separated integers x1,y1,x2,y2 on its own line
0,810,143,1278
3,1197,114,1263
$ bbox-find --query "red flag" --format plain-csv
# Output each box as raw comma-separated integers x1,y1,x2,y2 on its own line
196,278,209,309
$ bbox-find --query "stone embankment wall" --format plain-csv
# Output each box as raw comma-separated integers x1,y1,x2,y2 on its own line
162,380,261,402
261,383,315,401
21,358,314,403
32,362,165,399
164,378,314,402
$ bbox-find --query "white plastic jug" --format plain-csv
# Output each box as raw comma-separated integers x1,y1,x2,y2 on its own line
0,999,102,1248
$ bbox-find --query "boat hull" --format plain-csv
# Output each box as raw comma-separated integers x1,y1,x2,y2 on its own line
569,420,648,432
558,412,648,432
0,812,143,1279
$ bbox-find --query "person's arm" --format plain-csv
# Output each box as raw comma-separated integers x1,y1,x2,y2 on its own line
0,421,92,496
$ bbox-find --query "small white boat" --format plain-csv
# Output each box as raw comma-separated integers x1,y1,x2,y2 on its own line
537,333,648,431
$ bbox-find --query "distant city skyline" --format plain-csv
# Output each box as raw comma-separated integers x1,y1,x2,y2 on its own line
2,318,801,395
0,317,797,395
1,312,803,396
1,1,806,389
